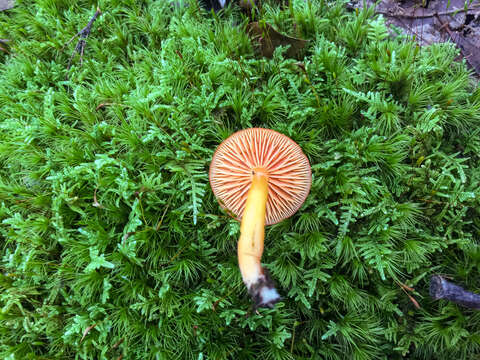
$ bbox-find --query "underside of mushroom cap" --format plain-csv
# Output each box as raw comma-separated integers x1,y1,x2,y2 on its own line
209,128,311,225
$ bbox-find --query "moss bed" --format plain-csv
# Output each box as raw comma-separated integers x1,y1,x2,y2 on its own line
1,0,480,359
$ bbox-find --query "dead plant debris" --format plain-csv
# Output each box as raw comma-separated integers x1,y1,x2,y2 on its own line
246,21,307,59
350,0,480,76
61,7,102,76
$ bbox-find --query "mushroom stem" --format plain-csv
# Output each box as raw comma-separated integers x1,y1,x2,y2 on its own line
238,169,280,308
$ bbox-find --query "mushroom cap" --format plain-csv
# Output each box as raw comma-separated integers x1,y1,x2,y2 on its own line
209,128,311,225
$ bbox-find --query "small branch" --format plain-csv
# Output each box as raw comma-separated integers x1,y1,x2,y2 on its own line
62,7,102,77
156,196,173,231
122,232,135,245
109,338,124,351
212,281,243,311
434,13,456,38
430,275,480,310
95,102,129,111
80,323,97,343
0,38,10,53
166,243,189,265
376,4,480,19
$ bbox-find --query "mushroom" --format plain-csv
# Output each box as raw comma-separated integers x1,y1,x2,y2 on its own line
209,128,311,308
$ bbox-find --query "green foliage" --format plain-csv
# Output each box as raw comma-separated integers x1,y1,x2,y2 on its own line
1,0,480,359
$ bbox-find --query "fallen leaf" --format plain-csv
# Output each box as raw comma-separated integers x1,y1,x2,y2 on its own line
246,21,307,59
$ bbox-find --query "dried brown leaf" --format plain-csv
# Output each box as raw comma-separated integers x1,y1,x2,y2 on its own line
406,292,421,309
398,281,415,292
246,22,307,59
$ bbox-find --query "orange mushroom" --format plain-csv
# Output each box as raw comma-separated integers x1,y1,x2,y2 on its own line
209,128,311,308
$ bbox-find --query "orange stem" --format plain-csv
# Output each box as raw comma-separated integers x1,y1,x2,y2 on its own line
237,169,280,308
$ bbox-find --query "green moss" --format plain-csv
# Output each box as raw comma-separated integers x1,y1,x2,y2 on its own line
1,0,480,359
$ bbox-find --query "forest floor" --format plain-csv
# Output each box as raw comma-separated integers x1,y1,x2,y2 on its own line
354,0,480,76
2,0,479,74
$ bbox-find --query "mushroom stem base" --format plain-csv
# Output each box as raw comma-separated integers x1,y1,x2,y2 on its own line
246,270,281,309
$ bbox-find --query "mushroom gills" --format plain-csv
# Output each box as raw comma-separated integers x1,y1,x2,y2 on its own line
238,169,281,308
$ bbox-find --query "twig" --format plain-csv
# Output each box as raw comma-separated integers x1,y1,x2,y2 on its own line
212,281,243,311
393,18,434,46
109,338,124,351
62,7,102,76
80,323,97,343
0,39,10,53
430,275,480,310
134,191,148,227
95,102,129,111
376,4,480,19
165,243,189,265
156,195,174,231
122,232,135,245
434,13,456,38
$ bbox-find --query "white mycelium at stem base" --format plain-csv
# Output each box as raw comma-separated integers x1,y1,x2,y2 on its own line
237,168,280,308
209,128,311,308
